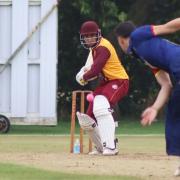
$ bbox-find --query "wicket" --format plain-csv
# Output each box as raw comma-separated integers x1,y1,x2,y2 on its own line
70,90,93,153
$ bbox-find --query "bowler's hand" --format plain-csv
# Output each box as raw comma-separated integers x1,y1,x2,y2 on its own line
141,107,158,126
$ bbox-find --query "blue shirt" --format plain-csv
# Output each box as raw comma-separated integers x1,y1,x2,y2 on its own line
127,25,180,80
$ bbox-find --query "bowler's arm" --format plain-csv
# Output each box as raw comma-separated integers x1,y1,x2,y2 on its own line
151,70,172,111
153,18,180,35
141,70,172,126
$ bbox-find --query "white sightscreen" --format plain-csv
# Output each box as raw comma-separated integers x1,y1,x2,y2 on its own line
0,5,12,61
27,65,40,113
0,66,11,112
28,4,41,60
0,0,57,124
0,4,11,112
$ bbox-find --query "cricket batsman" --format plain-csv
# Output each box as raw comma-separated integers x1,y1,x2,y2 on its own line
76,21,129,155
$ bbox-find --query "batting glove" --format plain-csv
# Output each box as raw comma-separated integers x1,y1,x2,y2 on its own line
76,69,87,86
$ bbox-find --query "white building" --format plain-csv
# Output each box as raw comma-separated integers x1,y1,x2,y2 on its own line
0,0,58,125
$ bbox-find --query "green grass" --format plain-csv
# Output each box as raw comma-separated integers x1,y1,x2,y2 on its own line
0,135,165,154
9,120,71,135
8,117,165,135
0,117,166,180
0,135,164,180
0,163,143,180
116,118,165,134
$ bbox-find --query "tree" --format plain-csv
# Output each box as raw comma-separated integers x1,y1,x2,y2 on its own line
58,0,127,117
57,0,180,118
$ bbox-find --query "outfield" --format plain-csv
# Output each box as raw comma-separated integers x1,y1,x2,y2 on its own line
9,117,165,135
0,119,177,180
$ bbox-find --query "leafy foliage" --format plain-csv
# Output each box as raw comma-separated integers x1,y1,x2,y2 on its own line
58,0,180,118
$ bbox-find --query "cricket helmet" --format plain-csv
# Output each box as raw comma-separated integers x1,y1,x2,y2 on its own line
80,21,101,49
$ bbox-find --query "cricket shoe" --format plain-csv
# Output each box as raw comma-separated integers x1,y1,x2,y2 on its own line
102,148,119,156
88,147,103,155
174,167,180,176
88,149,102,155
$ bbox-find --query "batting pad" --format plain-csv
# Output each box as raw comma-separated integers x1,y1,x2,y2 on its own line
76,112,103,152
93,95,115,149
76,112,96,131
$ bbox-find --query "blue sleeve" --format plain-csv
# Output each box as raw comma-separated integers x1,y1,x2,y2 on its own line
131,25,155,42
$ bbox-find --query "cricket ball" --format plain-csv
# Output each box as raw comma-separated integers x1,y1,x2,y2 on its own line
86,93,94,102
